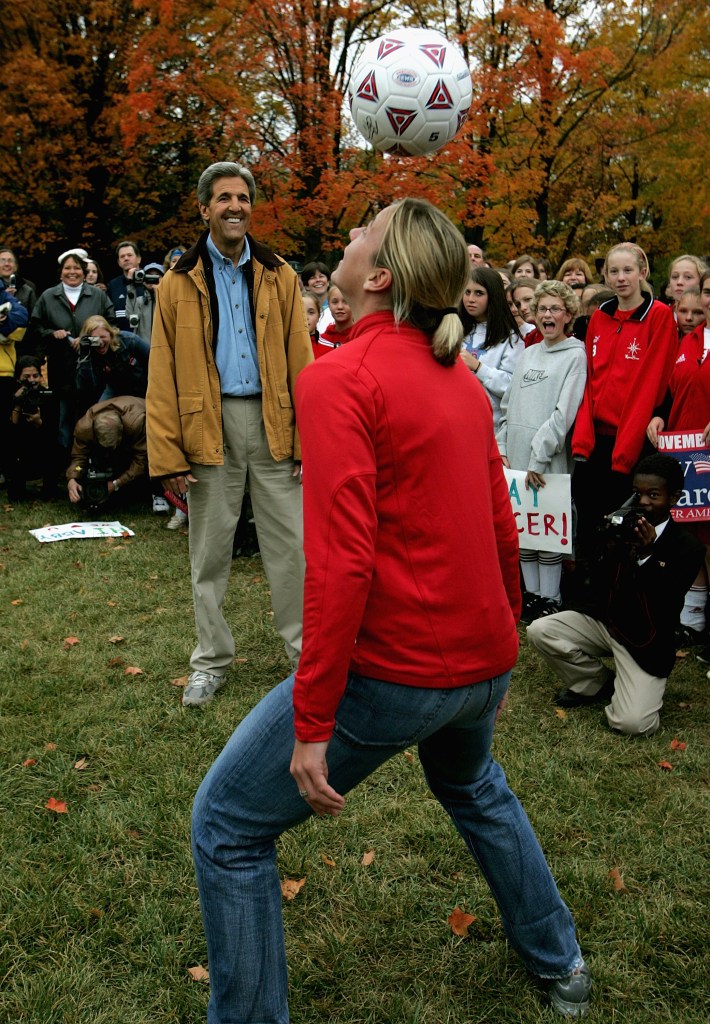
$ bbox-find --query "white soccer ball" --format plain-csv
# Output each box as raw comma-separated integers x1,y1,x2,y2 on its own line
347,28,473,156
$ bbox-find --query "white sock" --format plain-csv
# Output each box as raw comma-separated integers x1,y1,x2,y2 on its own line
680,586,707,631
520,551,540,595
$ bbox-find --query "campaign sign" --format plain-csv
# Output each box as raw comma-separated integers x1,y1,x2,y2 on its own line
503,469,572,553
29,521,136,543
657,430,710,522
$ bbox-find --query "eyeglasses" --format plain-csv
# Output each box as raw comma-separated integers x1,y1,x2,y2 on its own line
536,305,566,315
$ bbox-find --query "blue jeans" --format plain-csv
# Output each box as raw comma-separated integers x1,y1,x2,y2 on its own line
192,671,582,1023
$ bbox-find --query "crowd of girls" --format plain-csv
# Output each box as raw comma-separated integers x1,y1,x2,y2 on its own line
454,242,710,637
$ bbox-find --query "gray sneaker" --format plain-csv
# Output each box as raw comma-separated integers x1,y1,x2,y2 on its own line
549,963,591,1017
182,671,225,707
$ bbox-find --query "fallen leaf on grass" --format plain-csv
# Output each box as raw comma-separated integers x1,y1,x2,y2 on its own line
107,600,117,607
554,708,568,719
64,636,80,648
108,635,125,644
44,742,57,751
402,750,415,763
361,849,375,867
74,758,89,771
320,853,336,867
45,797,68,813
86,784,102,792
658,761,674,771
281,877,306,900
3,503,14,512
11,598,23,606
250,575,264,584
608,867,628,894
187,965,209,983
125,666,144,676
678,701,693,710
670,738,687,751
22,758,37,767
171,675,189,688
108,656,125,667
19,639,29,650
674,649,689,659
448,906,476,937
235,657,248,664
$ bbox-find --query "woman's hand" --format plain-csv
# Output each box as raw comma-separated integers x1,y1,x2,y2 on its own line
525,470,546,490
459,350,481,373
290,740,345,817
646,416,664,447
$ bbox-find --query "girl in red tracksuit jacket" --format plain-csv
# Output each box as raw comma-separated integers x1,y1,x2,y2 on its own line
646,268,710,642
571,242,678,558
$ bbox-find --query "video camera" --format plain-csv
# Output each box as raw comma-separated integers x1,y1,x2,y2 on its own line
79,334,103,349
604,495,645,543
83,450,114,511
132,268,162,286
15,382,53,415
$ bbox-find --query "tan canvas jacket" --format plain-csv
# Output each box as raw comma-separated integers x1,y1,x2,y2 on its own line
146,232,312,478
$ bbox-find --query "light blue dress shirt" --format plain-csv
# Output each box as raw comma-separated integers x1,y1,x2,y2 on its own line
207,234,261,396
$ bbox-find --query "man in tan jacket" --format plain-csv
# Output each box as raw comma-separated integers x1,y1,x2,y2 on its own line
147,161,312,707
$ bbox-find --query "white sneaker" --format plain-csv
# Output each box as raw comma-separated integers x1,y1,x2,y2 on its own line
152,495,170,513
166,508,188,530
182,671,225,707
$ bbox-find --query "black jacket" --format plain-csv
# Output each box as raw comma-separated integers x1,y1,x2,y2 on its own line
573,519,705,676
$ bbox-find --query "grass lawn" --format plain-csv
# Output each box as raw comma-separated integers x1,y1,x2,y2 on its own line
1,495,709,1023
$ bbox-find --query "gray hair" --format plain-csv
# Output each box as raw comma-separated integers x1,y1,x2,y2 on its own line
197,162,256,206
93,409,124,449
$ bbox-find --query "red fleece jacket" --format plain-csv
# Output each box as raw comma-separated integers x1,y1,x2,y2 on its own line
293,311,521,742
572,294,677,473
668,324,710,430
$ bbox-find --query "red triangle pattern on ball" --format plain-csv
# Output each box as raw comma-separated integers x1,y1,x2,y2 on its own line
426,79,454,109
419,44,447,68
377,37,406,60
356,70,379,102
385,107,419,135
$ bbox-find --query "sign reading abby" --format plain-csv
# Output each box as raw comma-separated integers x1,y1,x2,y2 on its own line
657,430,710,522
503,469,572,553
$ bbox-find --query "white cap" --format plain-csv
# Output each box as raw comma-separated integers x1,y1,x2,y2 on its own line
58,247,89,263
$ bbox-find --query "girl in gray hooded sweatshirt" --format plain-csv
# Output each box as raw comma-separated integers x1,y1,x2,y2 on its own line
497,280,587,618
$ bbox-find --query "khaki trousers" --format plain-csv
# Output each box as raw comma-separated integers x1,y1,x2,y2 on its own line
527,611,667,737
188,397,304,675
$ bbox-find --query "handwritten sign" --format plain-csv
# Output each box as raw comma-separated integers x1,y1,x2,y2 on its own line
657,430,710,522
29,521,136,543
503,469,572,553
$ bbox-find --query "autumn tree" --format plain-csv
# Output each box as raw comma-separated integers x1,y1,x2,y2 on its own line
0,0,708,271
451,0,710,266
0,0,136,256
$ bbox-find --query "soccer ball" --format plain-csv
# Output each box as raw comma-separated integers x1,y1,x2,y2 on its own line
347,28,472,156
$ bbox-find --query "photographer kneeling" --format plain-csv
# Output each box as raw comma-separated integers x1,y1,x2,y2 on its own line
75,315,149,418
66,396,148,510
7,356,58,500
527,453,704,736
